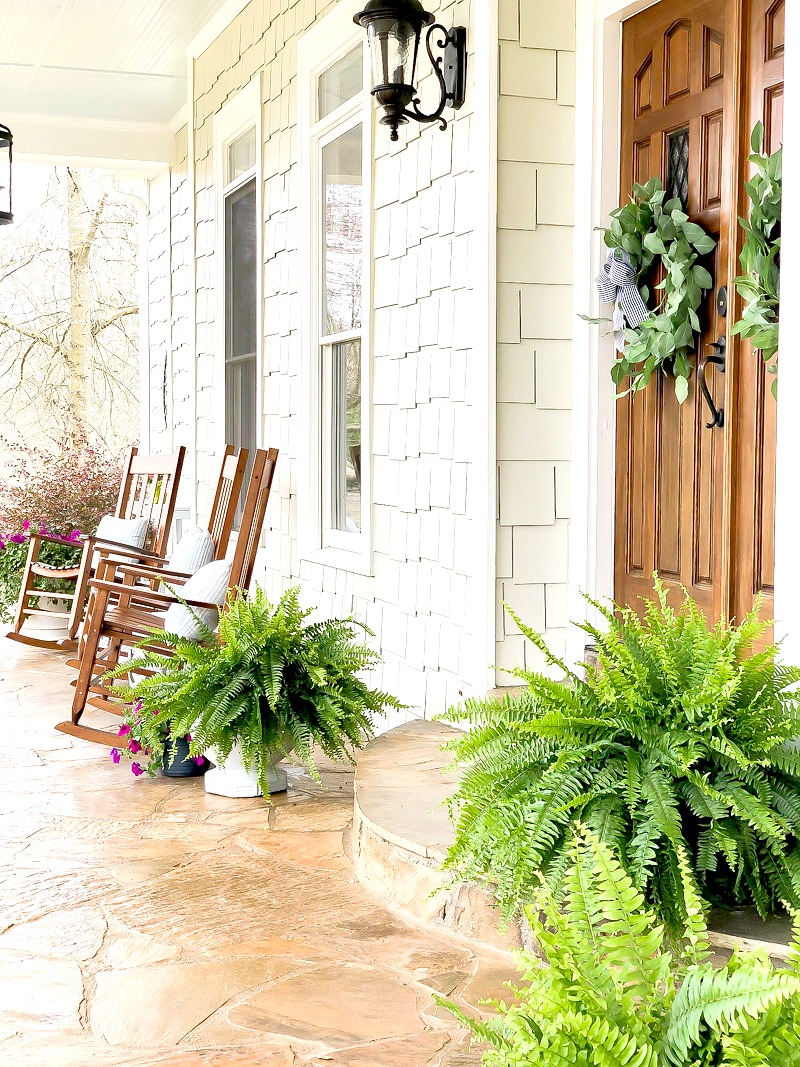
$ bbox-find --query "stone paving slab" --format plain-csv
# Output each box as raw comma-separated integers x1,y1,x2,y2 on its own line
0,638,513,1066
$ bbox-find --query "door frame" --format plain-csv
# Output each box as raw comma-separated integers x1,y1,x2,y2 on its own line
568,0,800,664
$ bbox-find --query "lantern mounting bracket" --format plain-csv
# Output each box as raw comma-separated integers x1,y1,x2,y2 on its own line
402,24,467,135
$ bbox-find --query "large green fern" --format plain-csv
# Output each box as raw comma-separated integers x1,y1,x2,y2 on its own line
439,579,800,930
441,829,800,1066
109,586,402,794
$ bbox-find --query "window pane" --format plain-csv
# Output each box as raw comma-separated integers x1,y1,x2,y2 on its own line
318,46,362,120
225,179,257,361
329,339,361,533
228,127,256,183
322,125,362,336
224,177,258,526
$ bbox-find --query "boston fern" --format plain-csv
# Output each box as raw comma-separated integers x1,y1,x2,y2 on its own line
439,579,800,931
112,586,402,794
443,829,800,1067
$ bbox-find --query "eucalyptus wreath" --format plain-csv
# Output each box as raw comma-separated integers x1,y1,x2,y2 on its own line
588,177,717,403
732,121,781,391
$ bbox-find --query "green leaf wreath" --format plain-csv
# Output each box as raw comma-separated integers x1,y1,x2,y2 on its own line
732,121,781,391
590,178,717,403
441,829,800,1067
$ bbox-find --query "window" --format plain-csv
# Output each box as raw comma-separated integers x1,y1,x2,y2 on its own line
214,82,261,526
299,15,372,571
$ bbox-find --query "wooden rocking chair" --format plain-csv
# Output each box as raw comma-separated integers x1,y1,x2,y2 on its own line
64,443,249,676
57,447,278,746
7,446,186,651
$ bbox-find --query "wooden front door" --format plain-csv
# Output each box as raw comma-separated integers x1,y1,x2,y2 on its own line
615,0,784,625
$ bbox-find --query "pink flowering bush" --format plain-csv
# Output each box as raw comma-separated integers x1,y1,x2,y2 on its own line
0,428,122,536
0,428,122,622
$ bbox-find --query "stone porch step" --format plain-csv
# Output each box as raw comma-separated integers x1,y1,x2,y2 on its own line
351,720,795,962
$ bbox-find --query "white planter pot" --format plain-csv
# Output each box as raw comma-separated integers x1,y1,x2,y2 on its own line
19,597,71,641
204,742,288,798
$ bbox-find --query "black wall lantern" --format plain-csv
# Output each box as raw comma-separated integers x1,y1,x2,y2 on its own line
354,0,467,141
0,123,12,225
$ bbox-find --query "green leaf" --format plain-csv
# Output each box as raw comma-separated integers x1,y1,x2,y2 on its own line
692,265,714,289
643,232,668,255
674,375,689,404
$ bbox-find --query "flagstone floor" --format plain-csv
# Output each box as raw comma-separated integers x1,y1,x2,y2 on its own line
0,640,514,1067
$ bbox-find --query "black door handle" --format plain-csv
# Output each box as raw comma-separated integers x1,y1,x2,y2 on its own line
699,336,726,429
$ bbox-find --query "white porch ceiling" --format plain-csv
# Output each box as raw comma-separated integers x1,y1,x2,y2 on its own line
0,0,231,125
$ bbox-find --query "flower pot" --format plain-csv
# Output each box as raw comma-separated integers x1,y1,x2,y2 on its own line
204,742,288,798
18,596,71,641
161,735,206,778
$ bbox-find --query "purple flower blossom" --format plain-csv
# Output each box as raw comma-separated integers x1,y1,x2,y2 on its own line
128,740,142,755
69,529,82,542
9,533,25,544
131,762,144,777
22,519,30,531
110,748,121,764
192,756,206,767
118,724,131,737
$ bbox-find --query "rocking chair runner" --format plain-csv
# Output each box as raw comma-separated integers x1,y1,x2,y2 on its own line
58,447,279,747
7,446,186,651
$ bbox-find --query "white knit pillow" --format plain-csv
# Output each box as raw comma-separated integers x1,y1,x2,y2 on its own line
92,514,150,569
167,526,214,577
163,558,232,639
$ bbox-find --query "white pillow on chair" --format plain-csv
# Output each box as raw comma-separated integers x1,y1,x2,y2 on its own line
92,515,150,568
167,526,214,576
163,558,232,639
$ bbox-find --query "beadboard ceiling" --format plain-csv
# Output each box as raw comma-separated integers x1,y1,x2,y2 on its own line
0,0,231,124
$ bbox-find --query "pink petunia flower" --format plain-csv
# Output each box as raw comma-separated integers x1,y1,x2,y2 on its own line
131,762,144,777
192,756,205,767
128,740,142,755
9,533,25,544
22,519,30,531
110,748,121,764
118,724,131,737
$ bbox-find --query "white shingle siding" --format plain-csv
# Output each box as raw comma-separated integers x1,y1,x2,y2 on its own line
147,0,576,710
495,0,575,685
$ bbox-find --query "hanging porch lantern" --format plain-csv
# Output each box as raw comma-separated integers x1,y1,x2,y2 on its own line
354,0,467,142
0,123,12,225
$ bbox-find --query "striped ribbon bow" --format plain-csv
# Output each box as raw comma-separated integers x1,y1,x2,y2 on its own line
595,248,649,352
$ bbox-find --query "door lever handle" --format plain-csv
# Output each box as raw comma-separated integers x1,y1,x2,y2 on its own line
699,336,726,429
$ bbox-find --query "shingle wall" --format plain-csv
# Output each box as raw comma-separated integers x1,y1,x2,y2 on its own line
494,0,575,683
190,0,479,725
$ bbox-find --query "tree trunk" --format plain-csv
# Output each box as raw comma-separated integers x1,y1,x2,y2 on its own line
66,169,106,443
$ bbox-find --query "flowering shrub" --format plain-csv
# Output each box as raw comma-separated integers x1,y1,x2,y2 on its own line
0,523,83,623
0,428,121,624
0,430,121,536
110,702,205,778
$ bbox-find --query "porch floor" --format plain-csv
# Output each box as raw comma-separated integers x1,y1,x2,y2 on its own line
0,640,513,1067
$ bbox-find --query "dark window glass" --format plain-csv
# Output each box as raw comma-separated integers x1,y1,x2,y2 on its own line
224,177,257,524
667,128,690,209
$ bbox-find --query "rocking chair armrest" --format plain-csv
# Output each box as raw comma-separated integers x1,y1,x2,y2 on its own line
87,578,223,613
87,537,153,558
114,563,192,583
27,532,81,549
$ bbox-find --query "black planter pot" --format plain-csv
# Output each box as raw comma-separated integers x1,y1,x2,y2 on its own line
161,735,206,778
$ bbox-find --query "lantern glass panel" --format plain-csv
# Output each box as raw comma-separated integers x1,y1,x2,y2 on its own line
366,17,417,88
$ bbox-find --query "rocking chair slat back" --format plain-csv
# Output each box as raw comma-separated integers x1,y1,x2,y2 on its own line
229,447,279,592
207,446,248,558
117,447,186,557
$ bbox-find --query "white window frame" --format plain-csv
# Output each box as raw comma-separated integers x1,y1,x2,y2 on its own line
213,75,263,470
298,3,373,574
